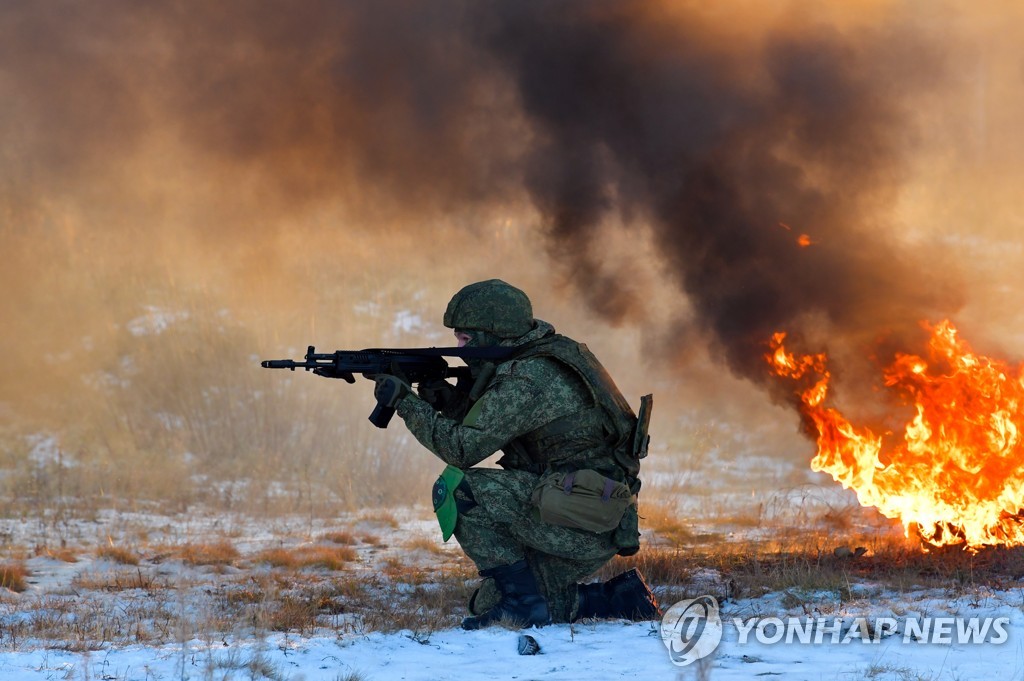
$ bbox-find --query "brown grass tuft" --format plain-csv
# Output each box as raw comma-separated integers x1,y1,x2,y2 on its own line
38,547,79,563
379,556,468,586
357,510,400,529
320,531,357,545
402,536,444,555
256,546,358,571
73,568,162,591
359,533,386,548
265,596,320,633
0,563,29,592
172,541,240,566
96,545,140,566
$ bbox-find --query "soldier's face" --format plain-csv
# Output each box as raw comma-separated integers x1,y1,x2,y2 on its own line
455,331,473,347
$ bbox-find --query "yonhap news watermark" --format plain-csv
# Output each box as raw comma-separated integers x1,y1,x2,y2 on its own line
660,596,1011,667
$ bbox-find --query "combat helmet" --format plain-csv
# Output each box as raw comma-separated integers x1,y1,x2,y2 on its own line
444,279,534,339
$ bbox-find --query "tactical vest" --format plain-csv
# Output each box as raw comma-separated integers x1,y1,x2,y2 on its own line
497,334,651,491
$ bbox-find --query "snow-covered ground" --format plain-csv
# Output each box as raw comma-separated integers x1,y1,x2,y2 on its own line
0,606,1020,680
2,504,1022,680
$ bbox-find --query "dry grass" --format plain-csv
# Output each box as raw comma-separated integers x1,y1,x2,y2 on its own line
401,536,445,555
356,509,400,529
14,505,1024,651
0,275,462,524
0,563,29,592
596,523,1024,608
381,557,438,585
358,565,475,634
638,500,699,545
320,531,357,545
272,599,323,633
358,533,386,548
96,544,140,565
255,546,358,571
72,568,163,592
161,540,240,566
211,567,471,637
37,546,79,563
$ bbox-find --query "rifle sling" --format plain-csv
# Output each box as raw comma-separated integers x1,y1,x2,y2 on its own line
360,346,516,361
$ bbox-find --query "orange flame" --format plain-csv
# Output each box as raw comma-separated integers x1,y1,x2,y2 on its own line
767,321,1024,549
797,234,813,247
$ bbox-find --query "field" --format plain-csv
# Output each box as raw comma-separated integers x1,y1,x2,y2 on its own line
1,280,1021,680
2,444,1023,680
3,340,1023,680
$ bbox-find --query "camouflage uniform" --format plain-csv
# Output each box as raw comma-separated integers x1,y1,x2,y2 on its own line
395,319,629,622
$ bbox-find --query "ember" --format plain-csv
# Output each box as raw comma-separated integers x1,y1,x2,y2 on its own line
768,321,1024,549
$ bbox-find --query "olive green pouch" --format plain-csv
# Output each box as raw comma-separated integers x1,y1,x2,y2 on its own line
530,469,633,533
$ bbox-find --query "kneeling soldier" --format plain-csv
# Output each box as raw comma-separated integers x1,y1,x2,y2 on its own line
375,279,660,628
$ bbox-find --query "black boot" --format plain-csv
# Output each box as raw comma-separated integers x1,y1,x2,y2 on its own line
607,568,662,620
461,560,551,630
574,568,662,621
576,581,613,619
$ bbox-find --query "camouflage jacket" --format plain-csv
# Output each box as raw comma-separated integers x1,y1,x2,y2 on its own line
395,321,623,477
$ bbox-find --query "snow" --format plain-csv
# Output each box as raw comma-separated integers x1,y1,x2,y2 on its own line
0,626,649,681
25,435,68,468
0,614,1019,680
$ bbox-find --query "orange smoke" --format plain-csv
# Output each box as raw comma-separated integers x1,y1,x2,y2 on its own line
768,321,1024,549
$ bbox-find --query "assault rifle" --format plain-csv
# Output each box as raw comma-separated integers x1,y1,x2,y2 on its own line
261,345,515,428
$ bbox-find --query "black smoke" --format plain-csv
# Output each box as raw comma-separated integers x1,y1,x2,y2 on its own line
479,2,962,379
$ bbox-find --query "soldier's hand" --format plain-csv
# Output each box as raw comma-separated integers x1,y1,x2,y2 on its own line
374,374,412,408
417,378,458,409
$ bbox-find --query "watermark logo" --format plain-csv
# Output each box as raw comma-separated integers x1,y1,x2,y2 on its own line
732,616,1010,646
659,595,1010,667
659,596,724,666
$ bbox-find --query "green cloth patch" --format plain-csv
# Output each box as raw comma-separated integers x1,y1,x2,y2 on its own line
432,465,465,542
462,399,484,427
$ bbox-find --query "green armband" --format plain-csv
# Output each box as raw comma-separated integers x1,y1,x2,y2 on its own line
431,465,466,542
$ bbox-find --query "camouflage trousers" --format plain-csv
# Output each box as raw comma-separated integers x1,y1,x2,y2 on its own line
453,468,618,623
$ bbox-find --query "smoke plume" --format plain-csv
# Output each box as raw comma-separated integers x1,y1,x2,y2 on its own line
1,0,1017,406
479,2,970,382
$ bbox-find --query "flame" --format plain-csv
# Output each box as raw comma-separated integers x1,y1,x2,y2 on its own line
797,234,813,248
767,321,1024,549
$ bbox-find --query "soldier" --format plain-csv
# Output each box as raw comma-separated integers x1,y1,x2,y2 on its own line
373,279,660,629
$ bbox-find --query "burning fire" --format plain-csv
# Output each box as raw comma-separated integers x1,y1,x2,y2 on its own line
768,321,1024,549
